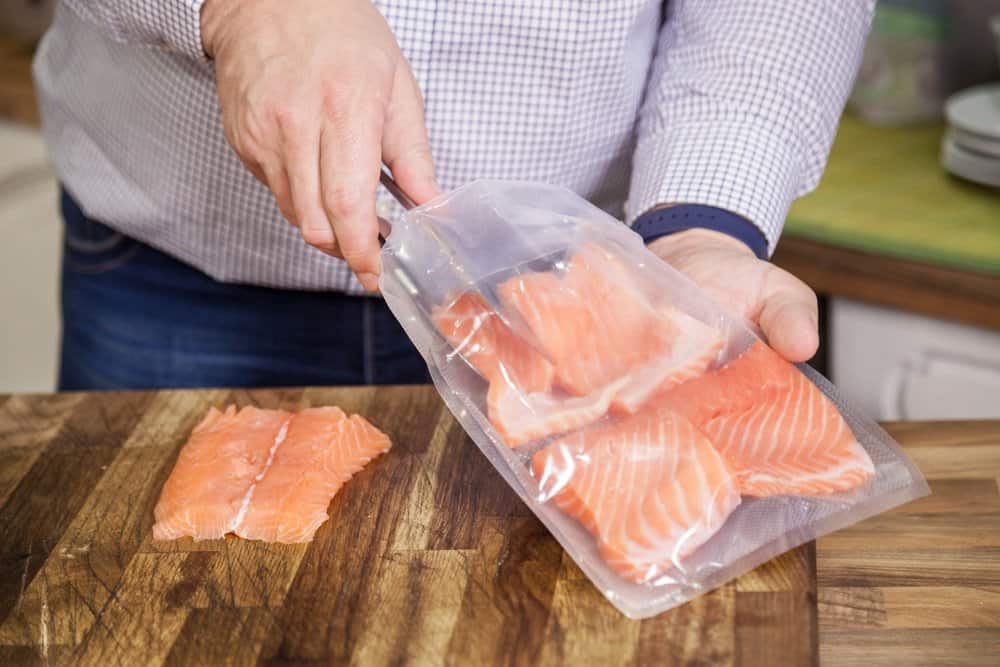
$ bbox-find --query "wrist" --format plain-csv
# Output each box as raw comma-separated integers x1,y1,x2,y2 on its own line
648,227,753,258
200,0,244,58
632,203,769,259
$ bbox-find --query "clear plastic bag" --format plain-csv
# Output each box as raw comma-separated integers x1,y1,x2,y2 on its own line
379,180,929,619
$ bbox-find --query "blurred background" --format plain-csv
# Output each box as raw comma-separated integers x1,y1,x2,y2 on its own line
1,0,998,420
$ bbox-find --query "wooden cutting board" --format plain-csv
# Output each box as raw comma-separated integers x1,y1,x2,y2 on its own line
0,387,816,665
1,388,997,665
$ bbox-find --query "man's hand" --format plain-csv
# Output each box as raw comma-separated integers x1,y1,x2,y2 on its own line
649,229,819,363
201,0,438,291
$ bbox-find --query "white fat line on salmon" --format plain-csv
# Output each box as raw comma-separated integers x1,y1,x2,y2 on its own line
743,446,874,487
231,417,292,532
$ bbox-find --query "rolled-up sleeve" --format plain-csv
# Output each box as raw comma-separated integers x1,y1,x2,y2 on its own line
627,0,875,254
62,1,207,60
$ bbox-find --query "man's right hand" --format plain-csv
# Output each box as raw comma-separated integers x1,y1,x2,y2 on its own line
201,0,438,291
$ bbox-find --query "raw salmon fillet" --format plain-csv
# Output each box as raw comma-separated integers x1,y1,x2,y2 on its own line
486,375,628,447
152,406,292,541
431,243,724,447
237,408,392,543
432,291,553,393
153,405,391,543
609,310,724,415
532,406,741,583
480,307,722,446
662,342,876,497
499,243,676,397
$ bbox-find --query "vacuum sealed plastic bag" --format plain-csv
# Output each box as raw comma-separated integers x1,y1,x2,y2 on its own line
379,180,929,619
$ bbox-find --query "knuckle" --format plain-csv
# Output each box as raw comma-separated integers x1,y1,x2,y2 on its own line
241,114,270,154
273,195,295,221
272,105,303,136
397,138,432,163
300,224,334,249
334,227,375,260
370,48,396,75
340,246,375,272
322,182,365,218
229,131,258,165
335,226,369,253
775,270,817,309
338,241,369,262
348,48,396,83
221,122,240,152
319,79,353,111
405,73,426,106
280,210,298,227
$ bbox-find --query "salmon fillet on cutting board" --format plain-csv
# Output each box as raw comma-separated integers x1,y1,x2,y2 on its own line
661,342,876,497
236,409,391,543
152,405,391,543
532,405,741,583
152,406,292,541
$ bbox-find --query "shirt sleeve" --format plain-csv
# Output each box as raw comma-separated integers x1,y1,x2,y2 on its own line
626,0,875,255
62,1,207,61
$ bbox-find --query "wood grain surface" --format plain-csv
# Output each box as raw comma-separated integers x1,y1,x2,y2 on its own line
772,236,1000,331
0,389,997,666
818,421,1000,667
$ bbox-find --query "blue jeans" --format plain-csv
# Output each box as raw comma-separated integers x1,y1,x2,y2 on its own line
58,190,430,390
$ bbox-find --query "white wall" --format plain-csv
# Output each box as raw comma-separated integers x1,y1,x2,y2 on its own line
0,121,59,393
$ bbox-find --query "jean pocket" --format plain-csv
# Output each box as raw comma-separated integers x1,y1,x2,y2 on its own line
61,194,141,275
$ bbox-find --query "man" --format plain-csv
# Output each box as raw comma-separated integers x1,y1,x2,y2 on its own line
34,1,873,390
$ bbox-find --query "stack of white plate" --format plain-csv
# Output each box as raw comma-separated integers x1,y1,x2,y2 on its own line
942,83,1000,188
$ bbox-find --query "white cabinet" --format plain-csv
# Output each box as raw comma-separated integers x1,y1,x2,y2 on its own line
830,298,1000,420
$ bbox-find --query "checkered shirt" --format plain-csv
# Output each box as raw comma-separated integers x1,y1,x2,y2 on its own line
33,1,874,292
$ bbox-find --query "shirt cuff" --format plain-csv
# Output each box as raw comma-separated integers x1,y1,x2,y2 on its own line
632,204,769,259
115,1,208,61
626,118,804,257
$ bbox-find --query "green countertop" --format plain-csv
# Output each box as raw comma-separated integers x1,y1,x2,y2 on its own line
786,115,1000,275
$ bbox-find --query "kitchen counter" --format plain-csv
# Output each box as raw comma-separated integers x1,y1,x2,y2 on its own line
774,116,1000,331
785,117,1000,276
1,387,997,666
772,236,1000,331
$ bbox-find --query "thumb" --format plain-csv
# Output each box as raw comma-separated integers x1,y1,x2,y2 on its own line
382,62,439,204
756,277,819,363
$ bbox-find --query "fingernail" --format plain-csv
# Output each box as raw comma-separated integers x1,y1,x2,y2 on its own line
358,272,380,292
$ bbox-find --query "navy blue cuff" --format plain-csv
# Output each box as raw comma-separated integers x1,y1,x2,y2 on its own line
632,204,769,259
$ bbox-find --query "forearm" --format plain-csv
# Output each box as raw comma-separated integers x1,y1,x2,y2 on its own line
628,0,874,255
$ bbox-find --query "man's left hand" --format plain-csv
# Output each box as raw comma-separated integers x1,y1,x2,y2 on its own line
648,228,819,363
